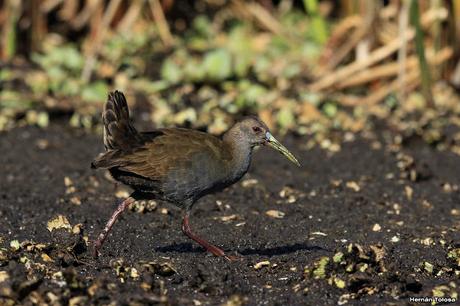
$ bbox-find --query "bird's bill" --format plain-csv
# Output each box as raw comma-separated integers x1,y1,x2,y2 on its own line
265,132,301,167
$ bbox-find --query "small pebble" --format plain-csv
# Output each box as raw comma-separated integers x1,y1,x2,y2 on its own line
72,224,82,234
41,253,54,263
405,186,413,201
311,231,327,236
70,196,81,206
0,271,9,283
254,261,270,269
266,210,285,219
130,268,139,279
241,179,258,188
420,237,434,246
64,177,73,187
35,139,50,150
346,181,360,192
115,190,130,198
219,214,238,222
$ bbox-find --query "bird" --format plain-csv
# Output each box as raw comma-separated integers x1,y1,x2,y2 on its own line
91,90,300,261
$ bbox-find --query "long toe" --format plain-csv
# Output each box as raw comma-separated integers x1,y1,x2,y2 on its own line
224,253,243,262
92,242,101,258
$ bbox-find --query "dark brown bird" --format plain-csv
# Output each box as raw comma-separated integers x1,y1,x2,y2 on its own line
92,91,300,261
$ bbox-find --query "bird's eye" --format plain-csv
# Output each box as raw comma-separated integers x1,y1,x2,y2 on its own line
252,126,262,133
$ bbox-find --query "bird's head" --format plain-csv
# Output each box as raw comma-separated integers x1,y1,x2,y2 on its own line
235,117,300,167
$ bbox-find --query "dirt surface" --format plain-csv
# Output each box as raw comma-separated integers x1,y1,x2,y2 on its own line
1,123,460,305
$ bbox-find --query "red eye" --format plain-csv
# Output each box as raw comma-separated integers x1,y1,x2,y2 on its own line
252,126,262,133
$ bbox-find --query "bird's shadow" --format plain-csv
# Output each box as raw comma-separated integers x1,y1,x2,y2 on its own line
155,243,206,254
155,242,331,257
238,243,330,256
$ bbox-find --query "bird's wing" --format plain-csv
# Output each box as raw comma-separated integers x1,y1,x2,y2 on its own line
97,128,231,181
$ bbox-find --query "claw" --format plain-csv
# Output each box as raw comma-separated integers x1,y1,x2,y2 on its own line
92,241,102,258
224,254,242,262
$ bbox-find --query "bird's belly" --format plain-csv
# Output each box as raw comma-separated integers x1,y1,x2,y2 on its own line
161,161,234,202
109,168,162,193
170,155,250,200
110,160,237,206
110,168,191,206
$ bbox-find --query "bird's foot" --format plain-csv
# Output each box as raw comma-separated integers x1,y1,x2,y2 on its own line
204,244,242,261
224,253,243,262
92,241,102,258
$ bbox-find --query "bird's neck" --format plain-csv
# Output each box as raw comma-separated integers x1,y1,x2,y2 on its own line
223,128,253,180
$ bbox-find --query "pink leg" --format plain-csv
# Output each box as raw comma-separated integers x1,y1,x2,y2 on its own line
181,213,239,261
93,196,136,257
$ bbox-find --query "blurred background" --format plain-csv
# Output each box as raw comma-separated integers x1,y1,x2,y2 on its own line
1,0,460,152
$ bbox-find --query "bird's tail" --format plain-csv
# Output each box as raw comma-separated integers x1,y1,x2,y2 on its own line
102,91,142,151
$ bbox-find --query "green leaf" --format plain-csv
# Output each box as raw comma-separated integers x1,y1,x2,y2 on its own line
184,58,206,81
334,277,346,289
81,81,109,102
161,59,182,84
277,106,295,129
234,55,251,78
192,16,213,38
61,79,81,96
312,257,330,279
0,69,13,81
46,66,66,81
32,45,83,73
333,252,344,263
60,46,84,71
37,112,49,128
243,84,267,104
322,102,337,118
228,27,252,77
132,79,170,94
25,72,49,95
203,49,232,81
0,91,32,110
235,81,267,109
254,56,271,81
303,0,328,44
283,63,301,79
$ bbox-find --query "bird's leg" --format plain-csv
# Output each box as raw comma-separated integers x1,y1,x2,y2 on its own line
93,195,136,257
181,212,239,261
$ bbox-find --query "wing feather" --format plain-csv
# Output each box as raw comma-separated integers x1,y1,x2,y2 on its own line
108,128,231,182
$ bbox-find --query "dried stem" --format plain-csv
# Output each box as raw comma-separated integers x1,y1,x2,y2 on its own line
232,0,283,35
149,0,174,47
361,47,452,106
309,7,447,92
117,0,143,33
81,0,122,82
410,0,434,107
318,15,362,70
397,0,409,101
336,47,452,89
309,29,415,91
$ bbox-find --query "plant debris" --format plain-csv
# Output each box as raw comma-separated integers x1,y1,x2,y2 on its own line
46,215,72,232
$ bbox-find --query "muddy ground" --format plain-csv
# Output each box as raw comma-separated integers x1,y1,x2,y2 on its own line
0,122,459,305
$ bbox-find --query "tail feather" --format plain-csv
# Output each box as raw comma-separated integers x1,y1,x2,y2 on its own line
91,150,126,169
103,91,142,151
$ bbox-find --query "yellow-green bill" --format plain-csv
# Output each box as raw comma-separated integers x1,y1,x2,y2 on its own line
266,132,301,167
